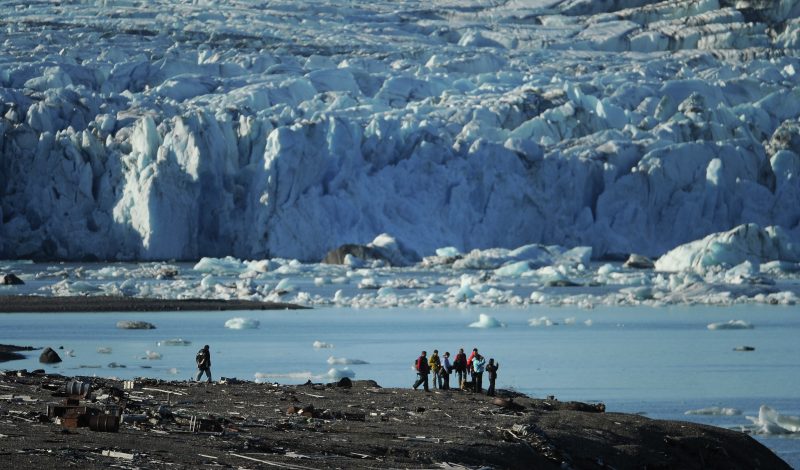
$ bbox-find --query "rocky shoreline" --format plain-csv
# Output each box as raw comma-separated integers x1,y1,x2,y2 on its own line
0,370,789,469
0,295,305,313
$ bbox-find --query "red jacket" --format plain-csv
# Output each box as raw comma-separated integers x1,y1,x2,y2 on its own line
416,355,430,374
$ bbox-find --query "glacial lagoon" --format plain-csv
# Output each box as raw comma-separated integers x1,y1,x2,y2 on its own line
1,304,798,466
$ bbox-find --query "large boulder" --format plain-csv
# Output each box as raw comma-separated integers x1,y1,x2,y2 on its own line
116,320,156,330
322,244,389,266
1,273,24,285
39,347,62,364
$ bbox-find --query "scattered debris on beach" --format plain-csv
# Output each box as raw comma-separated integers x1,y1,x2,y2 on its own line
0,370,789,469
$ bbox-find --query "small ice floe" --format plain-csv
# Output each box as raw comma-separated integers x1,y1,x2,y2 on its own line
143,351,162,360
274,278,295,294
326,367,355,379
168,368,179,375
224,317,260,329
564,317,576,325
707,320,754,330
116,320,156,329
733,346,755,352
746,406,800,434
107,362,126,368
157,338,192,346
327,356,368,365
528,316,557,327
584,319,593,326
65,349,76,357
468,313,506,328
96,347,112,354
685,406,742,416
313,340,334,349
254,371,313,380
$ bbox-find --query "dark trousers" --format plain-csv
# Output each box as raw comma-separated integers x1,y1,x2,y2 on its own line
413,373,429,391
196,367,212,382
488,376,496,396
442,371,450,390
474,372,483,393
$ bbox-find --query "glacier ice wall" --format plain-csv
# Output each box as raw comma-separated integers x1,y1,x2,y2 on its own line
1,0,800,261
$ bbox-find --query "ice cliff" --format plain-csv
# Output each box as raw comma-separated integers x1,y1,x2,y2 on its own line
1,0,800,261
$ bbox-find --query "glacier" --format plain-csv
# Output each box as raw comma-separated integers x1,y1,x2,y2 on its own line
1,0,800,264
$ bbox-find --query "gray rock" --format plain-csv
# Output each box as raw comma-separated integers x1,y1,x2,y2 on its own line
322,244,388,265
116,320,156,329
39,347,62,364
624,254,655,269
1,273,24,285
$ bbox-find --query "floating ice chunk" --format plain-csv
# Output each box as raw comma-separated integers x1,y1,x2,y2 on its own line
255,371,313,380
746,406,800,434
313,341,334,349
194,256,245,274
564,317,576,325
685,407,742,416
107,362,126,368
358,277,379,289
655,224,800,273
326,367,355,379
116,320,156,330
495,261,533,277
274,278,295,293
707,320,754,330
326,356,368,365
528,316,557,327
468,313,506,328
65,349,75,357
224,317,260,329
436,246,461,257
168,368,179,375
143,351,162,360
584,319,593,327
157,338,191,346
96,347,112,354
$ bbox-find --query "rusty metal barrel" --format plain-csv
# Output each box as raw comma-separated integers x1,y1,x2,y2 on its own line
88,415,120,432
65,380,91,397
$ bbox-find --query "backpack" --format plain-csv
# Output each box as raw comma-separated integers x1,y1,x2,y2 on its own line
196,349,205,366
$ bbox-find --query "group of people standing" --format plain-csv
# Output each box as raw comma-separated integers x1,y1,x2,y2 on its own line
413,348,499,396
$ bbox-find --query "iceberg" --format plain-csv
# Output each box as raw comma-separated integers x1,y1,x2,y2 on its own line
685,407,742,416
326,356,369,365
655,225,800,273
313,341,334,349
746,406,800,434
707,320,754,330
224,317,260,329
468,314,506,328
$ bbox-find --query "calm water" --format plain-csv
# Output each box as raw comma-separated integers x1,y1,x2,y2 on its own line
1,304,798,467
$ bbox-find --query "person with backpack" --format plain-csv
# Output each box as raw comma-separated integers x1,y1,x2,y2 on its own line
412,350,430,391
195,345,212,383
486,358,500,396
453,348,467,390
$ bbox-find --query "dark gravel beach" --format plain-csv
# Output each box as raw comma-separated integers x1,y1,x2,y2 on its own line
0,296,305,313
0,370,789,469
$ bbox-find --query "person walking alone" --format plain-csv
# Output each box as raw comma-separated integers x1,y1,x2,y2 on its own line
195,345,212,383
486,358,499,396
412,351,430,391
